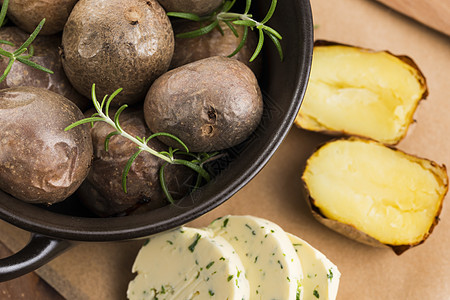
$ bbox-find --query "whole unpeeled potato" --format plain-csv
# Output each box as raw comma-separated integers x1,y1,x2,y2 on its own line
144,56,263,152
61,0,174,106
0,87,93,204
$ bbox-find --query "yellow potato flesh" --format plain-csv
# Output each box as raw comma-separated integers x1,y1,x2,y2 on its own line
303,139,447,245
296,45,426,144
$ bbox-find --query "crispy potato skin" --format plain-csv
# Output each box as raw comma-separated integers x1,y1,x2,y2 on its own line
0,27,89,110
170,21,262,76
158,0,222,16
0,87,93,204
0,0,78,35
78,108,194,216
144,56,263,152
302,137,448,255
61,0,174,106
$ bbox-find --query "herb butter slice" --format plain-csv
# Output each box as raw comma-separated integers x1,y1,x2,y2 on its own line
288,233,341,300
127,227,250,300
208,215,304,300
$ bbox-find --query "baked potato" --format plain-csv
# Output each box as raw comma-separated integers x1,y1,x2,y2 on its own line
144,56,263,152
61,0,174,106
302,137,448,254
295,41,428,145
0,87,92,204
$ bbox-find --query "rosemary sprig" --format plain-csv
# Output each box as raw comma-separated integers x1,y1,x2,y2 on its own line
0,0,53,82
167,0,283,62
65,84,218,203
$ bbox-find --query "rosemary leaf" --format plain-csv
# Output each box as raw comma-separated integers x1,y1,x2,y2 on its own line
0,59,14,82
104,131,121,151
16,56,54,74
244,0,251,14
228,26,248,58
159,163,174,203
64,117,105,131
262,25,282,40
261,0,278,24
224,21,239,37
113,104,128,132
250,28,264,62
0,0,9,28
176,19,219,39
167,12,202,22
232,20,256,27
15,18,46,54
265,30,283,61
0,40,14,46
122,149,143,193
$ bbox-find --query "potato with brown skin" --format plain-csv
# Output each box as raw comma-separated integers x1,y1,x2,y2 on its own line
0,0,78,35
302,137,448,255
77,108,194,217
144,56,263,152
0,87,93,205
61,0,174,106
158,0,222,16
170,20,262,76
0,26,89,110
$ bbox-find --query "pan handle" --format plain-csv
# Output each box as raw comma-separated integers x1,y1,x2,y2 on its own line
0,233,71,281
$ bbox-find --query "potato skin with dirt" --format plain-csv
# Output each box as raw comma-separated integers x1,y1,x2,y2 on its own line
0,87,93,204
158,0,222,16
0,0,78,35
0,27,89,110
170,21,262,76
61,0,174,106
144,56,263,152
78,108,194,217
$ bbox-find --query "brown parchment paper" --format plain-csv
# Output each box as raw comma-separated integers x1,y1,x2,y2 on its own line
0,0,449,299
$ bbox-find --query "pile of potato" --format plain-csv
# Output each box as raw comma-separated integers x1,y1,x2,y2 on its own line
0,0,264,215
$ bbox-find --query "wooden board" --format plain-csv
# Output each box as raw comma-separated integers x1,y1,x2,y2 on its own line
375,0,450,36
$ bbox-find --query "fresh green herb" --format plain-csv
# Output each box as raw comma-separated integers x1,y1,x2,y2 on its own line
244,223,256,235
188,233,201,252
313,289,320,298
209,290,215,296
206,261,215,269
296,286,301,300
277,260,283,269
167,0,283,62
0,0,53,82
227,275,234,282
222,218,229,228
65,84,220,203
327,268,334,280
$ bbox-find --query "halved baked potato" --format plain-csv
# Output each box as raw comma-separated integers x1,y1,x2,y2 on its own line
302,137,448,254
295,41,428,145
